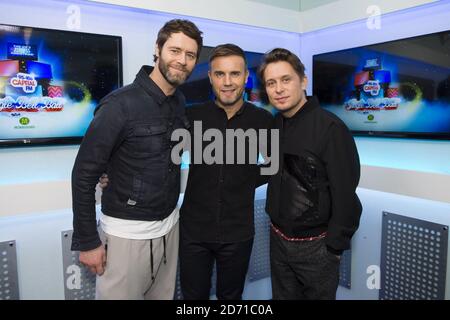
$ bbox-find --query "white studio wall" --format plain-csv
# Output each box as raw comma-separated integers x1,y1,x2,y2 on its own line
339,188,450,299
297,0,450,299
300,0,450,194
0,0,449,300
0,0,301,218
0,0,299,299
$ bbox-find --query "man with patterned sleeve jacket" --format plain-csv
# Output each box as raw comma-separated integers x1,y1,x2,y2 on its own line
258,48,362,300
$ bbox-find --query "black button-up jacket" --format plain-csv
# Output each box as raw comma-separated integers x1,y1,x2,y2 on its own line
72,66,189,251
180,101,274,243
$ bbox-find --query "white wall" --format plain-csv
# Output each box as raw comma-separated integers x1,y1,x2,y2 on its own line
2,0,447,217
0,0,299,299
0,0,449,300
338,188,450,300
300,0,439,32
87,0,303,32
86,0,438,33
296,0,450,299
300,0,450,203
0,0,301,218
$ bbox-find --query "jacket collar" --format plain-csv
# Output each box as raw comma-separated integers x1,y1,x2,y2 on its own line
276,96,320,122
288,96,320,120
134,65,183,105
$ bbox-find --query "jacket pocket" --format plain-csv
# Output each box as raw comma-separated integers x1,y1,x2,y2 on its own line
126,172,166,210
132,124,168,156
280,169,318,223
127,174,144,206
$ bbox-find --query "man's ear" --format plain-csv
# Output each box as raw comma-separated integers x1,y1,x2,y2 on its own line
208,70,212,85
301,76,308,91
154,44,160,61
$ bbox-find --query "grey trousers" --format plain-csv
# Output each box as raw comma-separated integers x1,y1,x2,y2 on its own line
96,221,179,300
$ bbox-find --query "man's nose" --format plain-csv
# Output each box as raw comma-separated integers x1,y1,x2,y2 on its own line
177,53,187,65
275,82,283,93
224,74,232,85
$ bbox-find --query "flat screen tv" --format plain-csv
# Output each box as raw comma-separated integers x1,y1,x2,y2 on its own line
179,46,273,114
313,30,450,139
0,24,122,146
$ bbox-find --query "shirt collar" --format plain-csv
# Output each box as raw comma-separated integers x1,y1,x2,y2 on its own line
213,100,247,117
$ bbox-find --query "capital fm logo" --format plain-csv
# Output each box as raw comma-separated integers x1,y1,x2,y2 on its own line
10,73,37,93
363,80,381,96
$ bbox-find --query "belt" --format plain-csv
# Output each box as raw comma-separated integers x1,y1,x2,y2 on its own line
270,223,327,242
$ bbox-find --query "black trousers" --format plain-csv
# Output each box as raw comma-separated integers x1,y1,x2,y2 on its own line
180,232,254,300
270,229,341,300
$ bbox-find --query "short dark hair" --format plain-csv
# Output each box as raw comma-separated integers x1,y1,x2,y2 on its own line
258,48,305,84
257,48,306,104
153,19,203,62
208,43,247,67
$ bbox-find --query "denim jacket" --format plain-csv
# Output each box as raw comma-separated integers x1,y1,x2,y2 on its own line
71,66,189,251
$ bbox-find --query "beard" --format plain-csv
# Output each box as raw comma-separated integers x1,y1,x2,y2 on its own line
158,57,191,87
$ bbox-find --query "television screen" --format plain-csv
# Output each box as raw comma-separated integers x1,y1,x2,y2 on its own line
179,46,273,114
0,24,122,146
313,30,450,139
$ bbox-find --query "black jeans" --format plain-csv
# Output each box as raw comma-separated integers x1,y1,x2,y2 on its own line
180,232,254,300
270,229,340,300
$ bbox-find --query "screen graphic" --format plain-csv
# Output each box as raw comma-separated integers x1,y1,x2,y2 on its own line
0,24,122,146
313,30,450,139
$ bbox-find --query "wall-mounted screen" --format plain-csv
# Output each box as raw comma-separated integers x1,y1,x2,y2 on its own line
0,24,122,146
313,30,450,139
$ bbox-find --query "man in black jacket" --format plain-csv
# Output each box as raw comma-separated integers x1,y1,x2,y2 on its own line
179,44,275,300
71,19,203,299
258,48,362,300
